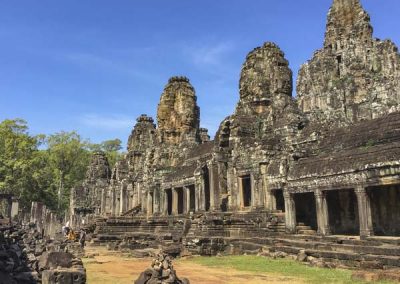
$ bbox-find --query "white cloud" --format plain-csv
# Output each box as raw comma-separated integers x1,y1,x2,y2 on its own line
80,114,133,130
194,42,233,66
182,41,235,68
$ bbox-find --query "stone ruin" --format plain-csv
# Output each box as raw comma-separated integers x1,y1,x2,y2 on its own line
70,0,400,270
134,253,189,284
0,194,19,225
1,200,86,284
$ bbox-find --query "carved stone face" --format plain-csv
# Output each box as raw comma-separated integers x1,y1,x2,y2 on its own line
238,42,293,114
156,77,200,144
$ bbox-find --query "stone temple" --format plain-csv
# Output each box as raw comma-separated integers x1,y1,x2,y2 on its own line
70,0,400,267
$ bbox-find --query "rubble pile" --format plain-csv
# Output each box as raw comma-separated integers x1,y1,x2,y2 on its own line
134,253,190,284
0,225,86,284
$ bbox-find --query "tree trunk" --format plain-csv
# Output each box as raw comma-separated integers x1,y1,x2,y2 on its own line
58,170,64,210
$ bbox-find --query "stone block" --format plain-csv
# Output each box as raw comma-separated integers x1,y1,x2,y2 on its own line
39,251,73,270
42,269,86,284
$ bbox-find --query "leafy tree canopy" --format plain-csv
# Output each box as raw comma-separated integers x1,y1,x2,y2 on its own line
0,118,124,214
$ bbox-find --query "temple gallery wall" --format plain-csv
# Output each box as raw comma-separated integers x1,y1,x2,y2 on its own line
66,0,400,269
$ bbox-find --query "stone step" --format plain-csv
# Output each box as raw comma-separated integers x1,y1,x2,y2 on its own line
296,226,313,231
297,230,317,235
287,246,398,267
228,236,400,258
367,236,400,246
230,240,265,251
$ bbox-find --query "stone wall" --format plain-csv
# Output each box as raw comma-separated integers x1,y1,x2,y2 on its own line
70,0,400,247
30,202,61,239
297,0,400,125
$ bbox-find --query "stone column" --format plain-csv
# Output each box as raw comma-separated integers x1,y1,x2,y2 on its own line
140,186,148,213
153,187,160,214
111,187,116,216
251,173,259,210
238,176,244,209
227,167,237,211
11,198,19,219
315,189,330,236
209,163,220,211
195,178,205,211
355,186,374,238
30,202,36,224
260,165,271,210
284,191,296,233
136,182,142,208
162,189,168,216
172,188,178,215
119,184,127,215
100,188,106,215
127,183,133,210
184,186,190,213
131,183,137,207
147,191,153,217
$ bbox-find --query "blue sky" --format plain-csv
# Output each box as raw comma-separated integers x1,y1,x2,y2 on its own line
1,0,399,147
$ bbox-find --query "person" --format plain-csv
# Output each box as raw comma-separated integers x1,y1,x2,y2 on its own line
79,229,86,248
62,221,70,237
68,229,76,241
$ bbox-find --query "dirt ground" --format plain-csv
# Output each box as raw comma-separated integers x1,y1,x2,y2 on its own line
83,246,303,284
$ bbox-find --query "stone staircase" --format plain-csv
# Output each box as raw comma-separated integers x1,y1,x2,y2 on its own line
296,222,317,235
182,211,400,268
223,234,400,268
90,210,400,268
121,204,141,217
92,215,187,246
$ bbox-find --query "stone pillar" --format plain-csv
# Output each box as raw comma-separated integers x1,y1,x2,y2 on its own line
136,182,142,208
100,188,106,215
209,163,220,211
238,176,244,209
163,189,169,216
184,186,190,214
30,201,36,224
111,187,117,216
11,198,19,219
172,188,178,215
153,186,160,214
251,173,258,209
127,183,133,210
284,191,296,233
119,184,127,215
195,178,205,211
217,161,228,195
260,165,269,209
140,184,147,213
131,183,137,207
147,191,153,217
315,189,330,236
227,167,237,211
355,186,374,238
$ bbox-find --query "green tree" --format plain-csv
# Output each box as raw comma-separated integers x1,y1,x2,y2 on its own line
89,138,123,167
46,131,90,210
101,139,123,167
0,119,52,209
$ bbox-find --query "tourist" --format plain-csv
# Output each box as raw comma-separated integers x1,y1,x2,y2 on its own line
62,221,70,236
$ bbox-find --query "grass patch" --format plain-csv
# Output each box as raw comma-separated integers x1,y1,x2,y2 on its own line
181,255,393,284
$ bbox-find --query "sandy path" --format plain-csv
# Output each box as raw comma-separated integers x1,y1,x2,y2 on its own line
83,246,303,284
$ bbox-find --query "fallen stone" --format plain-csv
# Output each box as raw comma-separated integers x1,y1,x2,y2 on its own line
134,253,190,284
39,251,73,270
297,250,307,262
42,268,86,284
